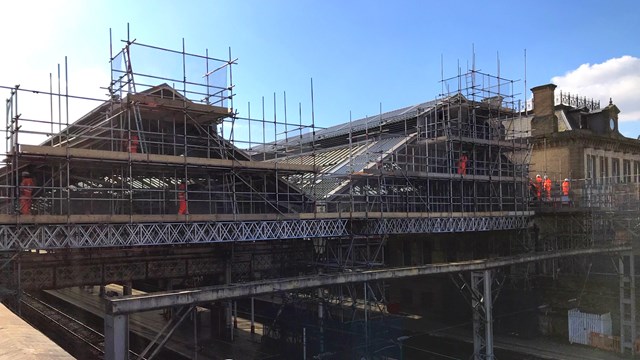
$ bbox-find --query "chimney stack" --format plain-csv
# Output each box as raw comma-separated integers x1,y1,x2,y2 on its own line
530,84,558,136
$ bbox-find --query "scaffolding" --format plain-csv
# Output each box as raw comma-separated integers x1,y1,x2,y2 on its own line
0,30,573,360
0,36,316,218
259,70,531,216
0,44,532,252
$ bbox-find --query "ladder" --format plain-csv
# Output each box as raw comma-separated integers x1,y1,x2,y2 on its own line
122,43,147,154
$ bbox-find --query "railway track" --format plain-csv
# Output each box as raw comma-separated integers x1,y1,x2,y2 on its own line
20,291,155,359
21,291,106,358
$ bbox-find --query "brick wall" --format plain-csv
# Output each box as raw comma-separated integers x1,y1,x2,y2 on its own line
531,84,558,136
530,146,573,181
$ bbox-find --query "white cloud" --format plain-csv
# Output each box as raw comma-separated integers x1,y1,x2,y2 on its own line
551,56,640,122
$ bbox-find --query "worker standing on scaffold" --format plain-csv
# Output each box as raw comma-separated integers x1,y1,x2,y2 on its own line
178,180,188,215
543,175,552,201
529,178,538,201
457,151,468,175
562,178,571,205
129,132,139,153
123,131,139,153
535,174,543,201
19,171,35,215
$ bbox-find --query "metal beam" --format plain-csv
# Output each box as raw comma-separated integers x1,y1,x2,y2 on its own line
0,214,531,251
107,245,630,315
0,219,347,251
366,215,529,234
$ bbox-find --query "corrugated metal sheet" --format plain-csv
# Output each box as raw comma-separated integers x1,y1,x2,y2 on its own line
279,136,412,199
273,143,368,170
330,136,408,175
568,308,612,345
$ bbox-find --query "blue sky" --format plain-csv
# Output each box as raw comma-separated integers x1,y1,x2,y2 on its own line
2,0,640,145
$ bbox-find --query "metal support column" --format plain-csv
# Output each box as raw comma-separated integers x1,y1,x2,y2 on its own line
250,297,255,334
620,253,636,356
234,301,238,329
16,254,21,316
104,313,129,360
123,282,132,296
471,270,495,360
318,287,324,353
484,270,494,360
193,307,199,360
225,250,233,341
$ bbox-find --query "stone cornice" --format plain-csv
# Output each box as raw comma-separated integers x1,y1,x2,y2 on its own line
530,131,640,153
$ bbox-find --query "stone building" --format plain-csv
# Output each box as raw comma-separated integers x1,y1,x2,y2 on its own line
526,83,640,203
516,83,640,349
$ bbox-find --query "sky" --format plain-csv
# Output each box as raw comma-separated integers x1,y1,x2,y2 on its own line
1,0,640,148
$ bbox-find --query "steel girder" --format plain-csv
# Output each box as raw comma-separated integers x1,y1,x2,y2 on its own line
365,215,529,234
0,219,348,251
0,215,530,251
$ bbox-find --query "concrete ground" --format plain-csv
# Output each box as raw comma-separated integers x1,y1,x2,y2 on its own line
401,315,624,360
0,303,73,360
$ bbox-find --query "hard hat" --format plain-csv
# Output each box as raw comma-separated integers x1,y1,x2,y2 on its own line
544,175,548,179
22,171,29,177
564,178,569,181
536,174,541,178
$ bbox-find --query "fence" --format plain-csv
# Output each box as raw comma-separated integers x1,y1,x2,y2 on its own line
568,308,612,345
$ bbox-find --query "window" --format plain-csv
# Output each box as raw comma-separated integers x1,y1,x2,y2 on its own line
586,155,596,182
635,161,640,183
612,158,620,183
623,160,631,183
600,157,608,184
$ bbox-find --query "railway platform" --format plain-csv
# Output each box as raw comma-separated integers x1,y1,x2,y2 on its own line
0,303,73,360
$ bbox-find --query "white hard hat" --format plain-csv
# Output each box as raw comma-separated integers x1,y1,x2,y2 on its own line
565,178,569,181
22,171,29,176
544,175,548,179
536,174,541,177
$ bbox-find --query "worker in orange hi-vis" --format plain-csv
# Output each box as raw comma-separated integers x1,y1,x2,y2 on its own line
129,133,139,154
178,180,188,215
19,171,35,215
562,178,571,204
543,175,552,200
562,178,570,195
535,174,543,200
457,152,468,175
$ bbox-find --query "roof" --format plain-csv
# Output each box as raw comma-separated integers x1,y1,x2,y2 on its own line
251,97,442,154
276,134,414,199
312,98,439,141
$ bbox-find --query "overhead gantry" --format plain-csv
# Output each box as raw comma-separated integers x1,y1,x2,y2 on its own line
103,245,631,360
